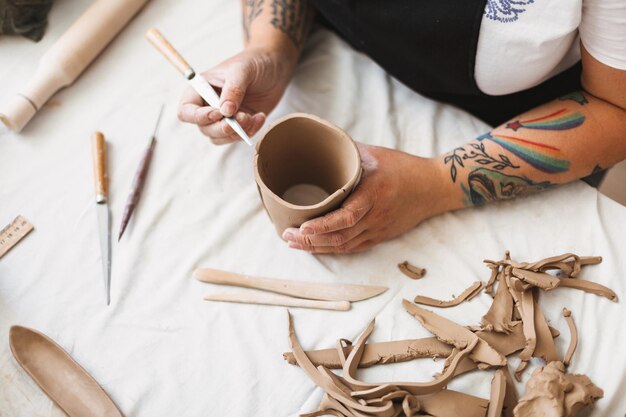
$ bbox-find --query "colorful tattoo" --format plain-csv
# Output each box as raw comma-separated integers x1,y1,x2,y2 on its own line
464,168,555,206
559,91,588,106
478,133,570,174
444,141,519,182
506,109,585,131
243,0,264,41
270,0,312,48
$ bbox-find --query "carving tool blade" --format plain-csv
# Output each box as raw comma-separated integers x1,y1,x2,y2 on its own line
91,132,112,305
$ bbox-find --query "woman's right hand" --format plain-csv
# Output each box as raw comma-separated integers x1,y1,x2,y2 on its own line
177,46,297,145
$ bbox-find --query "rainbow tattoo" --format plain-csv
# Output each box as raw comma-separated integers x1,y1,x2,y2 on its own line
559,91,588,106
477,133,570,173
506,109,585,131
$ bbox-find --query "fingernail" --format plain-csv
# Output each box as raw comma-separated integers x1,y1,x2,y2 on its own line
282,231,294,241
301,227,314,235
209,110,221,122
221,101,236,117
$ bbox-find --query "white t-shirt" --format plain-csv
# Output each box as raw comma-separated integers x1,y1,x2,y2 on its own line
475,0,626,95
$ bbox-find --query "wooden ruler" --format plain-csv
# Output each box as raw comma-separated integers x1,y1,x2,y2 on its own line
0,215,34,259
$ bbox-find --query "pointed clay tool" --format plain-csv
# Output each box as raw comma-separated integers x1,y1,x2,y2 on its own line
145,28,252,146
194,268,387,302
204,292,350,311
9,326,123,417
118,105,163,240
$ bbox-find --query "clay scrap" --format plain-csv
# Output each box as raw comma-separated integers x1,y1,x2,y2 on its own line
284,252,614,417
513,361,603,417
398,261,426,280
413,281,483,308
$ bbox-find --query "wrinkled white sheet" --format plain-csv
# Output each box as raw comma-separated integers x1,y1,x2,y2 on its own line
1,0,625,416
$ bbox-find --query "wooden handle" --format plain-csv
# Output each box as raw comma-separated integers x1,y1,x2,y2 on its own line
145,28,194,78
204,293,351,311
91,131,108,202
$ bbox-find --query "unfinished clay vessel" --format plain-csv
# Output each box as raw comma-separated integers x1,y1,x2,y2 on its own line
254,113,362,237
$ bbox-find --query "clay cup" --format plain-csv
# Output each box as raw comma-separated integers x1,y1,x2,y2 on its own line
254,113,362,238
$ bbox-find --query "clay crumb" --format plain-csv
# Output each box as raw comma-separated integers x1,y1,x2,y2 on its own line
413,281,483,308
398,261,426,279
562,308,578,367
513,361,603,417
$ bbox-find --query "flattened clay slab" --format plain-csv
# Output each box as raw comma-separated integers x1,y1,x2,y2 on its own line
9,326,123,417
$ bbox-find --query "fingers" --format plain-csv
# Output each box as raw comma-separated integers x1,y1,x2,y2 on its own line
219,64,253,117
287,230,374,254
198,112,265,145
297,193,373,235
282,221,365,248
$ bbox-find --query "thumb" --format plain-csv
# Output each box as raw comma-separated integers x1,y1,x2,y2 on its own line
219,64,253,117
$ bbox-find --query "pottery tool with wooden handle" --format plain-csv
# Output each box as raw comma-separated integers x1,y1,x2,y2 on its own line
204,293,351,311
118,105,163,241
92,132,111,305
145,28,253,146
0,0,150,132
194,268,388,302
9,326,124,417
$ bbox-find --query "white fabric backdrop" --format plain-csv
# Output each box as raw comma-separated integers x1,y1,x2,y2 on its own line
1,1,624,416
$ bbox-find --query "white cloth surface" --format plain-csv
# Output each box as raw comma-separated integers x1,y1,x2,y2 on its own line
1,1,625,416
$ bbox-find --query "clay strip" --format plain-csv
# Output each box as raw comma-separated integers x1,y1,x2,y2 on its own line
514,288,537,381
511,268,560,290
556,278,618,301
418,390,489,417
501,366,518,417
483,262,500,297
403,300,506,367
287,312,396,416
562,308,578,367
481,272,516,333
413,281,483,308
486,368,506,417
532,294,559,362
398,261,426,280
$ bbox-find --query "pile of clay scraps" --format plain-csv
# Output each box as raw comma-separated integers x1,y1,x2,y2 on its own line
284,252,615,417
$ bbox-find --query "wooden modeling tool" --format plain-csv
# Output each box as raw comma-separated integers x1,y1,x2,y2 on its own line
9,326,124,417
145,28,253,146
0,0,150,132
0,215,34,259
194,268,387,301
118,105,163,240
204,293,351,311
91,132,111,305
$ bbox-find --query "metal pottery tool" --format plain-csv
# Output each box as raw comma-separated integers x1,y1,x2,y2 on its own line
91,132,111,305
118,105,164,240
9,326,124,417
193,268,388,302
145,28,253,146
0,215,34,259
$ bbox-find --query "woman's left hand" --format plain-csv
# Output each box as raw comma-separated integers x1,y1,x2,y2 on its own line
281,143,455,254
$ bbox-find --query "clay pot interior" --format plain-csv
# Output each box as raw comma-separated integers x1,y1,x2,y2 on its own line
256,116,360,207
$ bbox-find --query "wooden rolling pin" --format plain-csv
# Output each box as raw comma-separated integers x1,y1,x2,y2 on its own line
0,0,150,132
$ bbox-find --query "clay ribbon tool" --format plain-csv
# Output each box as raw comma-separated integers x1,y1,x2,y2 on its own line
145,28,253,146
118,105,164,240
0,215,34,259
9,326,124,417
0,0,150,132
194,268,388,310
91,132,112,305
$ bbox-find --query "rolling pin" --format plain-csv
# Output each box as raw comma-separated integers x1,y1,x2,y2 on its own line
0,0,150,132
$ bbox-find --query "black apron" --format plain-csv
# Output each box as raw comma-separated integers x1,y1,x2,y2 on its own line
310,0,605,186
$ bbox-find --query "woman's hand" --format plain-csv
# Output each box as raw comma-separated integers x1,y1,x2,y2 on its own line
282,144,456,253
177,46,297,145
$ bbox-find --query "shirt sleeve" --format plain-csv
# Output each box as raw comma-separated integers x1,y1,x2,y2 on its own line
579,0,626,70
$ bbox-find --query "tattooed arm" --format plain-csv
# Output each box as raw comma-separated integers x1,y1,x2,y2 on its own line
178,0,314,144
442,46,626,208
282,46,626,254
